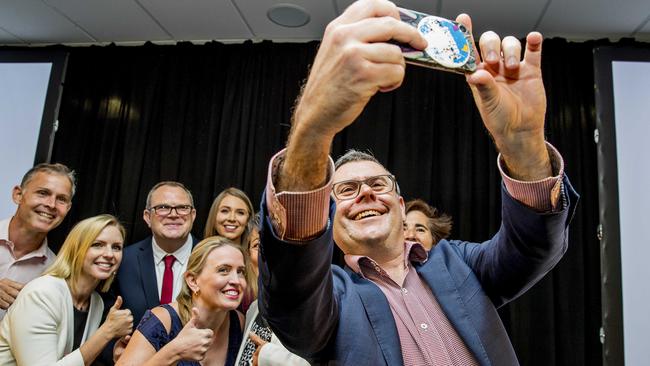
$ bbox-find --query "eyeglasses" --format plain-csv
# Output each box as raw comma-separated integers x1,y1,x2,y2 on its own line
332,174,397,200
149,204,194,216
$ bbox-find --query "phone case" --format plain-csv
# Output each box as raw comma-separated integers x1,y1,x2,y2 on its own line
397,8,478,74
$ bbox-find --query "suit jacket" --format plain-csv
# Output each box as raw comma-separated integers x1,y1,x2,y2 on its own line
0,275,103,366
113,235,198,327
259,177,579,366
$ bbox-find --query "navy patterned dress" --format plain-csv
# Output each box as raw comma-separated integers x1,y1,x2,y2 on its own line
137,304,243,366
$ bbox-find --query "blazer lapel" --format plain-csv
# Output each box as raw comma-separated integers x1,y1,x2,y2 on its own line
137,239,160,308
347,269,404,366
416,252,489,365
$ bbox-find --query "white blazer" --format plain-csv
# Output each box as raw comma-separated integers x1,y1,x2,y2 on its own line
0,275,104,366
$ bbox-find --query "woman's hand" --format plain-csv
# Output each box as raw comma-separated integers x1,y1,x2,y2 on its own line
102,296,134,339
249,332,269,366
172,308,214,361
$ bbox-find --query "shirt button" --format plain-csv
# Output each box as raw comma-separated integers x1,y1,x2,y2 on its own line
402,288,408,294
420,323,428,330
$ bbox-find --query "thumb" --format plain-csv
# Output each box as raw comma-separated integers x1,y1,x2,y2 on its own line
187,307,200,327
466,70,499,109
112,296,123,310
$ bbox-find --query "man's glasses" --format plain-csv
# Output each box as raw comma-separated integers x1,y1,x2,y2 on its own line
149,204,193,216
332,174,397,200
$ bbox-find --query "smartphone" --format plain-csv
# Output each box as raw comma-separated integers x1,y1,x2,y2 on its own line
397,8,478,74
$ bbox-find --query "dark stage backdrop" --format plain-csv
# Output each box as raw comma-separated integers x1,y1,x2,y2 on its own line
39,38,604,365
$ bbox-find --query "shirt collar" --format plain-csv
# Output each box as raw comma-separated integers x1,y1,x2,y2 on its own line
152,235,193,266
0,216,50,259
344,240,429,278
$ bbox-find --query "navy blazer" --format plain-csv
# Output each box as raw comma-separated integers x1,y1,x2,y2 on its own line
258,177,578,366
114,235,198,327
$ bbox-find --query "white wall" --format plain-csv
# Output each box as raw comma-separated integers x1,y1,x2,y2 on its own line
612,60,650,366
0,62,52,218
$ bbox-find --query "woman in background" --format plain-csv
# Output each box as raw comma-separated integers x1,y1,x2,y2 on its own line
403,199,453,250
117,236,247,366
0,214,133,366
204,188,254,247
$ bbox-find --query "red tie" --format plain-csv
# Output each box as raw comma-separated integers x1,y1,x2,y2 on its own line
160,255,176,304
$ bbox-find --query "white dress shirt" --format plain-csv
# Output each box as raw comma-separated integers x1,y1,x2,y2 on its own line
151,236,192,301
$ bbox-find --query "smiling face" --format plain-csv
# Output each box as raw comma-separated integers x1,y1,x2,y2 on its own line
404,210,435,250
144,185,196,246
12,171,73,234
188,245,247,311
80,225,124,286
332,161,405,258
214,195,250,244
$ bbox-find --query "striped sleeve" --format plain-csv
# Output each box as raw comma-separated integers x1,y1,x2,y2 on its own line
499,142,565,212
265,149,333,242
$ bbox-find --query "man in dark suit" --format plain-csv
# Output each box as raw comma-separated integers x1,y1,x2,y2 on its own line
258,1,578,365
115,181,197,327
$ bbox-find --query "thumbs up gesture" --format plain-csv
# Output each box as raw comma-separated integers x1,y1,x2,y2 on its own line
102,296,134,339
173,307,214,361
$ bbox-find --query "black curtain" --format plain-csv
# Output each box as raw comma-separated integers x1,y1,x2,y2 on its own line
38,37,610,365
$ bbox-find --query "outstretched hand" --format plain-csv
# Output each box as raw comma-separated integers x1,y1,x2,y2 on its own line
459,14,552,180
292,0,426,139
282,0,426,191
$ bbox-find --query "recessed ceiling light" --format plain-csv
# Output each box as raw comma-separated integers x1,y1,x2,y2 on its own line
267,4,311,28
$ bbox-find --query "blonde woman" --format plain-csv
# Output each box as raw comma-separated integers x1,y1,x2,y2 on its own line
0,214,133,366
118,236,247,366
204,188,254,246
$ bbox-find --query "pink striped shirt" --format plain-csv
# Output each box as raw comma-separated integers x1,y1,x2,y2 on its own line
346,242,479,366
265,143,565,363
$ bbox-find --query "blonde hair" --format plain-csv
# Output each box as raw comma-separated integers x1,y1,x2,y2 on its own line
203,188,254,245
177,236,248,324
44,214,125,293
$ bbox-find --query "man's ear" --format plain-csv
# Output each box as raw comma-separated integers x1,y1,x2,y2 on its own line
143,209,152,228
11,185,23,205
399,195,406,221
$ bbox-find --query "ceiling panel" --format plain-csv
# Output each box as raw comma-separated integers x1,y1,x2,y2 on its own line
335,0,441,17
234,0,338,40
138,0,253,41
641,18,650,38
0,0,93,44
540,0,650,40
45,0,170,42
0,28,22,44
337,0,543,39
439,0,545,39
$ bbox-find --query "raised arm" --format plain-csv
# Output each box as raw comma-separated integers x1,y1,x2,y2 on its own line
460,14,552,181
260,0,426,359
279,0,426,192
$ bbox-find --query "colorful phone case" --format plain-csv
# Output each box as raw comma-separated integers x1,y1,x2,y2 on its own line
398,8,478,74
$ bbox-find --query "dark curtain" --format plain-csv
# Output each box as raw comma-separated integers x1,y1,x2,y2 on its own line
39,37,608,365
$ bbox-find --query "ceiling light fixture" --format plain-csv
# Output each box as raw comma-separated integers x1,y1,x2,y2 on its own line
267,4,311,28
